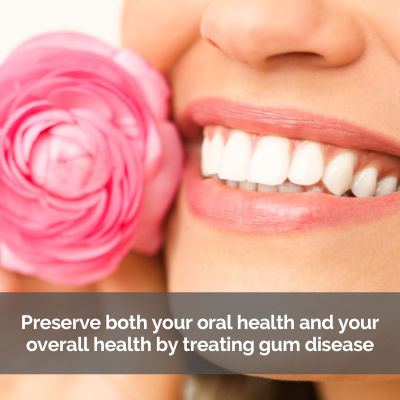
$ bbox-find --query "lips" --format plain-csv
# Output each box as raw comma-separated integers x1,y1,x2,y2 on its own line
182,99,400,156
182,99,400,233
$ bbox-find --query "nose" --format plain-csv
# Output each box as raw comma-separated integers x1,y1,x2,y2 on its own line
201,0,364,69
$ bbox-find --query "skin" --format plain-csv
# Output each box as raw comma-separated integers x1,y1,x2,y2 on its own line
125,0,400,398
316,379,400,400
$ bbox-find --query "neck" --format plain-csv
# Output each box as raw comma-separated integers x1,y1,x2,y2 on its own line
317,378,400,400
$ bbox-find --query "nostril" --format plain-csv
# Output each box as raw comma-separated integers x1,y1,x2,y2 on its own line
273,52,322,60
267,51,325,66
205,38,221,50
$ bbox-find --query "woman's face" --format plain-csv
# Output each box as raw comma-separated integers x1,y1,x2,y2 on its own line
124,0,400,293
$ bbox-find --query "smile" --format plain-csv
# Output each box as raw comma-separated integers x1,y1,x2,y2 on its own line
182,99,400,233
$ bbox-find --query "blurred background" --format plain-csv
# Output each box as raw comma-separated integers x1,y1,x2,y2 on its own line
0,0,124,62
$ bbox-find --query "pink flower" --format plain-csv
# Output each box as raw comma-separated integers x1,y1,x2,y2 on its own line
0,32,183,285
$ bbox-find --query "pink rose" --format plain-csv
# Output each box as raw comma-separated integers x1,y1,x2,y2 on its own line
0,32,183,285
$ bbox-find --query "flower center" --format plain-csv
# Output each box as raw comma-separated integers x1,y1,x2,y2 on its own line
29,124,94,198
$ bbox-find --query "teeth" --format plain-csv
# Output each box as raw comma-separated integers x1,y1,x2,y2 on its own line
279,182,303,193
218,130,252,181
376,176,397,196
202,127,400,198
201,137,211,177
351,167,378,198
226,180,238,188
258,184,278,193
248,136,290,185
308,186,324,193
239,180,257,191
204,128,225,175
212,174,224,184
322,153,355,196
288,142,324,186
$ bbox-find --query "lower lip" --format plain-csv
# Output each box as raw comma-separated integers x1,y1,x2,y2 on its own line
185,150,400,233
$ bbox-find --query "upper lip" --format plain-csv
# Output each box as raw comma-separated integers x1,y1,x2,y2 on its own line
181,98,400,157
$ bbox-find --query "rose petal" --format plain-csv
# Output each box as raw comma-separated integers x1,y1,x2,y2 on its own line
132,121,183,254
48,87,113,120
113,49,170,120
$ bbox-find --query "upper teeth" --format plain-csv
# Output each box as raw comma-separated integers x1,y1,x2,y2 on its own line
248,136,290,185
351,167,378,198
322,153,356,196
201,126,400,198
202,126,225,175
218,130,252,181
288,141,325,186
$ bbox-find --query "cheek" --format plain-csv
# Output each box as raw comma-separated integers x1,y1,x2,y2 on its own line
122,0,206,72
368,2,400,65
166,182,400,293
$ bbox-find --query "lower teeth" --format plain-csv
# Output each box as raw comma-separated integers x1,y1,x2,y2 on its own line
210,175,353,197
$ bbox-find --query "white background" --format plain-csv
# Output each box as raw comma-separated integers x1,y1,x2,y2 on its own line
0,0,124,62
